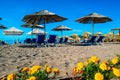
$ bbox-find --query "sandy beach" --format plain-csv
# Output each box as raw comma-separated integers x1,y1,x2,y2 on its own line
0,43,120,79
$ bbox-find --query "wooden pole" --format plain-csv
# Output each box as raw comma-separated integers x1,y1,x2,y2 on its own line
92,21,94,35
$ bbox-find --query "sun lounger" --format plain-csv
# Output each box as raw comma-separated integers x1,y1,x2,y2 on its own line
32,38,36,43
58,37,64,44
81,36,97,45
0,40,8,45
46,35,57,47
24,38,32,44
96,36,104,45
63,37,68,44
37,35,46,46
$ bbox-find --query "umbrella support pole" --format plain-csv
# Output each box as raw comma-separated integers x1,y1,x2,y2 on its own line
61,31,63,37
44,19,46,37
44,19,47,46
119,30,120,35
31,28,34,44
92,21,94,35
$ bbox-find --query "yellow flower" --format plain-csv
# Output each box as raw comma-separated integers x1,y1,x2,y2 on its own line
22,67,30,72
46,66,52,74
73,67,79,74
90,56,99,63
112,68,120,77
99,62,108,71
53,68,59,74
102,60,109,64
95,72,104,80
77,62,84,70
107,66,111,70
28,65,42,74
112,57,118,65
27,76,36,80
7,73,16,80
1,77,6,80
85,59,91,65
44,64,48,69
31,65,42,70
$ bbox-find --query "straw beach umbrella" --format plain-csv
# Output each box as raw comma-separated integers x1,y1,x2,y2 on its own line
72,33,78,38
83,31,91,39
52,25,72,36
108,32,114,36
112,28,120,35
22,23,44,42
75,12,112,35
84,31,92,35
96,32,102,35
22,10,67,37
21,23,44,28
4,27,23,35
3,27,23,44
83,31,91,37
26,29,47,40
27,28,47,35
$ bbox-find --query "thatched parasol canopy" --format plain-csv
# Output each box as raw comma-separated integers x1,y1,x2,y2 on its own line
21,23,44,28
76,12,112,35
4,27,23,35
22,10,67,35
52,25,72,36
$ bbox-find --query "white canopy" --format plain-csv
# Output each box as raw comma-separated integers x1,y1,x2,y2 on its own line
4,27,23,35
27,28,47,35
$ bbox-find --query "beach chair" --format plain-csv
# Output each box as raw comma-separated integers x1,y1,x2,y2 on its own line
115,35,120,42
57,37,64,46
81,36,97,45
46,35,57,47
87,36,97,43
37,35,46,46
63,37,68,44
14,41,17,44
96,36,104,45
14,41,22,44
58,37,64,44
24,38,32,44
0,40,5,45
0,40,9,45
19,41,22,44
32,38,36,43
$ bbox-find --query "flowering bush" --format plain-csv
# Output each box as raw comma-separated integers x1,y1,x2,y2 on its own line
1,65,59,80
2,55,120,80
73,55,120,80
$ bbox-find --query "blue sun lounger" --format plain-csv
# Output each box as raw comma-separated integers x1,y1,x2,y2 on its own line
37,35,46,46
81,36,97,45
46,35,57,47
96,36,104,45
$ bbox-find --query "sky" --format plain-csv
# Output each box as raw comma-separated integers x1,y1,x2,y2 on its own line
0,0,120,41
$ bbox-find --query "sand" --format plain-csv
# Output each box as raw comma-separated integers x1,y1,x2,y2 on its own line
0,43,120,79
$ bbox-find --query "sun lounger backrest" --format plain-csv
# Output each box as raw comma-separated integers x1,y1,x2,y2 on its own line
47,35,57,43
25,38,32,43
96,36,104,43
37,35,45,44
32,38,36,43
59,37,63,43
88,36,97,43
63,37,68,43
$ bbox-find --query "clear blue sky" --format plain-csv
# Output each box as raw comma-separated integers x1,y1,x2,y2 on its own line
0,0,120,41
